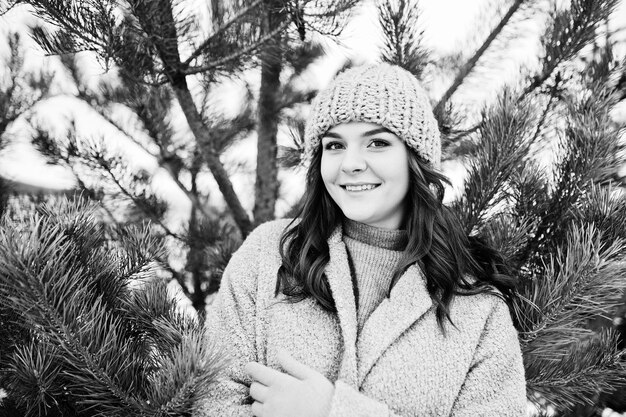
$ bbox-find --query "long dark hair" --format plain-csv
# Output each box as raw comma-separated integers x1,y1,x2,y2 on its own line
277,145,518,330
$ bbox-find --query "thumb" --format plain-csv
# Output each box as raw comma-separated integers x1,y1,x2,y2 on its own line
277,349,314,380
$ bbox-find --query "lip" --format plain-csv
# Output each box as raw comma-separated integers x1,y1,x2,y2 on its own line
339,182,382,187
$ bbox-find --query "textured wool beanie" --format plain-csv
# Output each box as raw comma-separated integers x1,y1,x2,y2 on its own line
304,63,441,170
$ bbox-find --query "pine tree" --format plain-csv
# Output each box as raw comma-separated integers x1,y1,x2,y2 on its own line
1,0,356,236
0,0,356,313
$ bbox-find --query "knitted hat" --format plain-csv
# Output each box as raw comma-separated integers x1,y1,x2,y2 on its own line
304,63,441,169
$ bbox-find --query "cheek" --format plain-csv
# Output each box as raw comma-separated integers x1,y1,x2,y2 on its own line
388,171,410,202
381,153,410,195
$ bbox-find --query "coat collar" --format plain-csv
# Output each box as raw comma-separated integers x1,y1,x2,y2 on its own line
326,226,359,386
325,224,433,388
356,263,432,385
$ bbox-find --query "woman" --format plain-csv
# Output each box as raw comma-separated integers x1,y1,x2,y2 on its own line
193,63,526,417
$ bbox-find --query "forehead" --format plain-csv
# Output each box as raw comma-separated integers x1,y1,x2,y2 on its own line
324,122,397,138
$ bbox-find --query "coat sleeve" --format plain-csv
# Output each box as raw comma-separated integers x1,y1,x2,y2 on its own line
192,224,269,417
326,298,527,417
449,298,527,417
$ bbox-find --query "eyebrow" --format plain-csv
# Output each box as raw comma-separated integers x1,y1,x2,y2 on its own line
323,127,394,139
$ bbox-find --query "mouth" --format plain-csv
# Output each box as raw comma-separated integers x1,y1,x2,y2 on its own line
340,184,381,192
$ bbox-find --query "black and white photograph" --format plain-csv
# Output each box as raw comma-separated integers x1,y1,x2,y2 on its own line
0,0,625,416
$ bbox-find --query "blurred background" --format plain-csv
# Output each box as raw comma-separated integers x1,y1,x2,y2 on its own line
1,0,626,416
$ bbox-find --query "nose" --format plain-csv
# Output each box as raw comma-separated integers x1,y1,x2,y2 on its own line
340,147,367,173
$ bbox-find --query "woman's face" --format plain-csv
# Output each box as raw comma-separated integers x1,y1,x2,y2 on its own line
320,122,410,230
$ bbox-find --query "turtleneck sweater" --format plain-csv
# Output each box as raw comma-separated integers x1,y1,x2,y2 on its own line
342,219,407,334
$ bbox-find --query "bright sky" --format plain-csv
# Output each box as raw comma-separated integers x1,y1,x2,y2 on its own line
0,0,625,219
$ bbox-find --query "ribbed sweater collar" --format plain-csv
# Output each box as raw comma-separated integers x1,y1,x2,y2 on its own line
342,218,408,251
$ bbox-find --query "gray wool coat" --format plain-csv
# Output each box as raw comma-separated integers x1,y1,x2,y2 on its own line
193,219,527,417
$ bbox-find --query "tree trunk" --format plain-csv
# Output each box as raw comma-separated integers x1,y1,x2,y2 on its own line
253,3,283,225
187,207,206,315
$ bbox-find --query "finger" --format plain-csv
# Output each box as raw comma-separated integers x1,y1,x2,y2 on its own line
245,361,289,386
249,381,269,403
276,348,313,380
251,401,264,417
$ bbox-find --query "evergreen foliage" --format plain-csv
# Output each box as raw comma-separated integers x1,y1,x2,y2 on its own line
0,197,226,416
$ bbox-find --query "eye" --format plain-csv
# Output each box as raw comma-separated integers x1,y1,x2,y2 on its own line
323,141,344,151
369,139,390,148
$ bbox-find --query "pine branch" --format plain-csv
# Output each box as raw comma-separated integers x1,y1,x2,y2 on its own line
377,0,430,78
58,56,167,160
29,112,186,244
201,91,256,154
482,214,536,264
517,224,626,354
127,0,181,73
0,32,53,140
526,330,626,411
277,116,305,169
443,0,620,146
32,144,123,230
522,0,620,97
276,87,315,114
67,87,215,227
518,82,622,264
0,199,224,414
528,73,562,146
97,156,182,240
9,343,61,415
183,20,290,75
283,41,326,76
66,89,160,160
146,254,192,299
0,223,147,412
182,0,264,67
26,2,111,54
113,223,167,280
434,0,526,114
144,327,226,412
300,0,361,37
48,134,175,243
575,184,626,253
452,87,538,233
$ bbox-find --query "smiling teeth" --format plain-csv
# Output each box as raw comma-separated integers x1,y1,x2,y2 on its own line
345,184,377,191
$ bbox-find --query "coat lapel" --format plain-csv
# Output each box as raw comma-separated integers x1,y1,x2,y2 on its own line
325,226,359,387
356,264,433,386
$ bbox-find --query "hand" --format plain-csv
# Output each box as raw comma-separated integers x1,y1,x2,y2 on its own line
245,349,335,417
